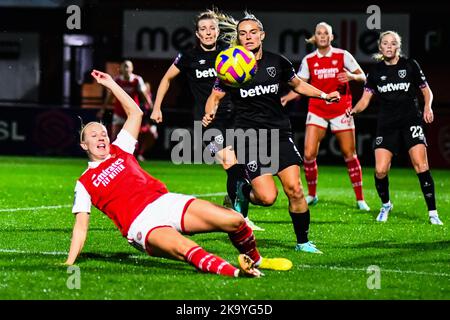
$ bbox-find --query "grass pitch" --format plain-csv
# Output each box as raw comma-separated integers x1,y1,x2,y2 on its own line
0,156,448,300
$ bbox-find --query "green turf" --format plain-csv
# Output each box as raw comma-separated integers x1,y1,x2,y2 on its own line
0,156,448,300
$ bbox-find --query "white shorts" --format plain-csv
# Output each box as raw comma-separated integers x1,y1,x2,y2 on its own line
126,193,196,254
112,113,126,126
305,112,355,133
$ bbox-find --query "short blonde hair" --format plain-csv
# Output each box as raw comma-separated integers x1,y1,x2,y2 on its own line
306,22,333,45
195,9,219,31
79,121,103,143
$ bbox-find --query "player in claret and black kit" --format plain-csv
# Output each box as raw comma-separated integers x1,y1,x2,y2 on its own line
64,69,293,277
203,12,340,253
151,9,254,225
348,31,443,225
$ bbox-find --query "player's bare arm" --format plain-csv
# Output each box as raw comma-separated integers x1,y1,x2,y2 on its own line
347,89,373,116
151,64,182,123
337,68,366,83
289,75,340,102
91,70,143,140
65,212,90,265
421,85,434,124
202,89,225,127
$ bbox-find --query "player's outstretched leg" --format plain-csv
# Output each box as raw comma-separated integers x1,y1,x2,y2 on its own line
147,227,248,277
228,219,291,270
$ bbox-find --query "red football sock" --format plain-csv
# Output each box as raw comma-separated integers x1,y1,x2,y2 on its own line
346,156,364,201
185,246,238,277
228,222,261,264
303,158,318,197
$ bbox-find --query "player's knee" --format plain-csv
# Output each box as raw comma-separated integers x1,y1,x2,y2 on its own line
257,191,278,206
375,167,388,178
343,152,357,161
227,212,246,231
285,184,304,202
303,150,316,162
413,162,429,173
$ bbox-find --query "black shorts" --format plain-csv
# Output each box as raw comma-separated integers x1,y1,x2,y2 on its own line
374,118,427,155
203,114,235,157
234,132,303,181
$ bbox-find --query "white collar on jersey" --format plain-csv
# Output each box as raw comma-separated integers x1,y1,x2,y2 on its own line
88,154,111,169
316,46,334,58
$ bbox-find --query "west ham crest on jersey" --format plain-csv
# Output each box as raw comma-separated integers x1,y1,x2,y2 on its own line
247,160,258,172
214,134,224,144
398,69,407,78
266,67,276,78
375,136,383,145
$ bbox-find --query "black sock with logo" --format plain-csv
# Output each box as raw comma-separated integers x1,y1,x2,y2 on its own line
417,170,436,211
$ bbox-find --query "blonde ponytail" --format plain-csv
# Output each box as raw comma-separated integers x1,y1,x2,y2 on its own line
305,35,316,45
306,22,333,46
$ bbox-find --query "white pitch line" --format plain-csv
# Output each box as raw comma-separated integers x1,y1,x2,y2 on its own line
0,205,72,213
192,192,227,197
0,192,228,213
0,248,448,278
0,249,67,256
299,264,450,278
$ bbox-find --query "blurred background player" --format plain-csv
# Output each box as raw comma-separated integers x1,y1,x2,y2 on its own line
151,9,260,228
348,31,443,225
136,82,158,161
97,60,155,161
203,13,340,253
65,69,292,277
281,22,370,211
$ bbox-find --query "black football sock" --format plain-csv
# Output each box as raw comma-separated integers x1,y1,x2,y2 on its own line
225,164,242,202
242,182,252,200
374,175,390,204
289,210,310,244
417,170,436,211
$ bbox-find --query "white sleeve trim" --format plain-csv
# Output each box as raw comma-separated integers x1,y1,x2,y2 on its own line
344,50,362,73
297,57,310,80
72,181,91,214
112,129,137,154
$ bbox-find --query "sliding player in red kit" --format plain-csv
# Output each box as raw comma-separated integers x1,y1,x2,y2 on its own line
65,69,292,277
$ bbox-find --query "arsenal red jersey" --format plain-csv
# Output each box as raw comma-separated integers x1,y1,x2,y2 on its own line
72,130,168,236
113,74,146,118
298,47,361,118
